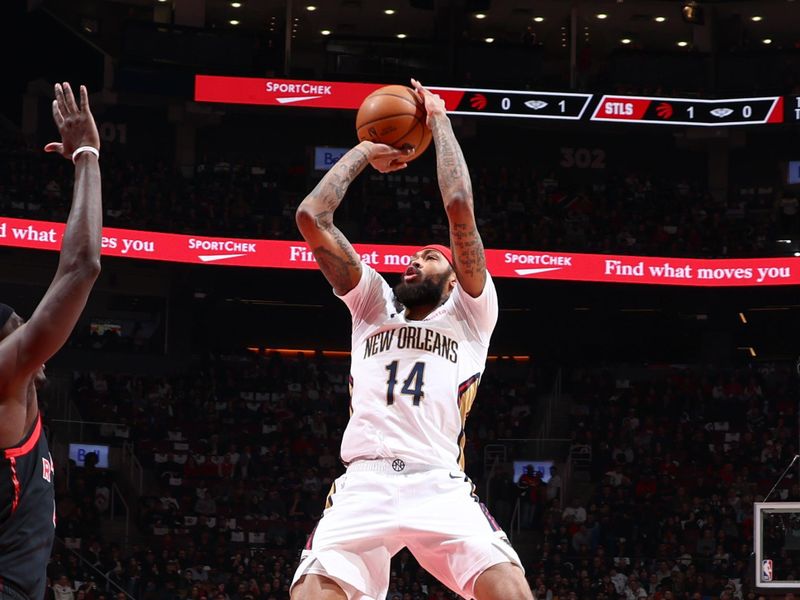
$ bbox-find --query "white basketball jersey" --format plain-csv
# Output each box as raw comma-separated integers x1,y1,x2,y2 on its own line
336,264,498,469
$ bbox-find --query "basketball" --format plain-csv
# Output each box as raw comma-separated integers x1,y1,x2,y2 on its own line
356,85,432,161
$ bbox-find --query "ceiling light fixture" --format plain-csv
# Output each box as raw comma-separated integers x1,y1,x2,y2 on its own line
320,29,331,35
229,19,240,25
751,15,763,21
596,13,608,19
396,33,407,38
533,16,544,22
384,9,396,15
677,40,688,47
621,37,632,44
484,37,494,43
654,16,666,22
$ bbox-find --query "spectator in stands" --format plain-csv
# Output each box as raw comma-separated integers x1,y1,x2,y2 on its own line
53,576,76,600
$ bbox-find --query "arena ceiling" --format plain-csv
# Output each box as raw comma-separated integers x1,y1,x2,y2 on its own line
39,0,800,52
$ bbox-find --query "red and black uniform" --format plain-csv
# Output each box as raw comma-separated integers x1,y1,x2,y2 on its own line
0,417,56,600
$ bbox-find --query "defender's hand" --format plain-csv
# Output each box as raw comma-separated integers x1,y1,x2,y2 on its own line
44,83,100,160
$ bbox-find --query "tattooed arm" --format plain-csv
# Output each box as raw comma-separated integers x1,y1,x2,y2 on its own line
296,140,411,295
412,78,486,297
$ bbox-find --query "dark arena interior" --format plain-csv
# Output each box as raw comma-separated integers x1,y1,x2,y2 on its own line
3,0,800,599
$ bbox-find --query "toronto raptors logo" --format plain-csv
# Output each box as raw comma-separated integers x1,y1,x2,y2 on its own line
392,459,405,472
42,454,53,483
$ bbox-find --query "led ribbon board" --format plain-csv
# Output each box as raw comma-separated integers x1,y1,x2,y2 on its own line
1,217,798,287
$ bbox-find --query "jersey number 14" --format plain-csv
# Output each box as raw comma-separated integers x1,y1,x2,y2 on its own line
385,361,426,405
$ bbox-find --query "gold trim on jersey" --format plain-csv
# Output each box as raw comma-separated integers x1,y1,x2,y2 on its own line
324,480,337,510
456,373,481,470
348,374,354,417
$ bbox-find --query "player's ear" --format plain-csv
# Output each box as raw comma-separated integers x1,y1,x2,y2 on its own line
447,269,457,292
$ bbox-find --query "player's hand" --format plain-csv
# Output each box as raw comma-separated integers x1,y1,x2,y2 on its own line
411,78,446,128
44,83,100,160
360,141,413,173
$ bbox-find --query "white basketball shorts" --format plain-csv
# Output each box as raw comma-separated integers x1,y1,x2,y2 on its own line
290,459,523,600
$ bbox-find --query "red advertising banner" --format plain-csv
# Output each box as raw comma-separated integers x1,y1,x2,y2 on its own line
1,216,797,287
194,75,467,111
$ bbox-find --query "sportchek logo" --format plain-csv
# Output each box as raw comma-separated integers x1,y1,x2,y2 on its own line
265,81,332,104
504,252,572,276
188,238,257,262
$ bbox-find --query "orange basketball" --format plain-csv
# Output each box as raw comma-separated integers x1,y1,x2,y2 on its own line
356,85,432,162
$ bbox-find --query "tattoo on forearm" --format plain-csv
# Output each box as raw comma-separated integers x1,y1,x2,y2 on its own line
308,147,368,212
430,115,486,289
312,246,357,291
310,209,361,291
451,222,486,283
312,211,360,267
430,116,473,201
300,147,368,291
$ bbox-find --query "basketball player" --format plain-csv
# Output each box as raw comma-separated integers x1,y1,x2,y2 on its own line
291,79,532,600
0,82,102,600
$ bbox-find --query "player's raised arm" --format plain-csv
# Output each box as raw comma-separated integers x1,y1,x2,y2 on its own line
0,83,102,384
411,78,486,298
296,140,411,295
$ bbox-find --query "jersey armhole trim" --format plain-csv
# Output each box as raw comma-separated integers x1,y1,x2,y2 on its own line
4,415,42,458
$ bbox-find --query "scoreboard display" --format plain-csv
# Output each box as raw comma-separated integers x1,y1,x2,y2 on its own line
591,95,783,126
195,75,799,128
432,87,592,121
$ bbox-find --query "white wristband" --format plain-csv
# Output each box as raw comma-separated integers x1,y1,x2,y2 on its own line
72,146,100,163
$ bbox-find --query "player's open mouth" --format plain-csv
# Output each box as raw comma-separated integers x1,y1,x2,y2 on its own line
404,267,421,282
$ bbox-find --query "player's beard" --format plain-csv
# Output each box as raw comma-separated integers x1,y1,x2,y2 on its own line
393,272,450,309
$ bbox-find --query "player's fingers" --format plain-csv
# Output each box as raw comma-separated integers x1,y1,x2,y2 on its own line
54,83,67,115
63,82,79,114
79,85,91,113
51,100,65,127
44,142,64,154
389,160,408,171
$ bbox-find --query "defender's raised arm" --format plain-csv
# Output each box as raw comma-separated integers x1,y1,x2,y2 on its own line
0,82,102,390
